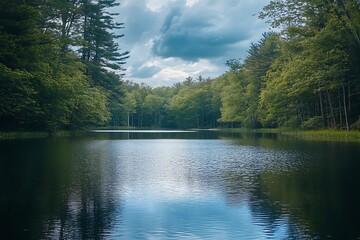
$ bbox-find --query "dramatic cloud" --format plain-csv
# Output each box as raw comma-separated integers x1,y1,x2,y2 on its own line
116,0,271,87
153,2,253,60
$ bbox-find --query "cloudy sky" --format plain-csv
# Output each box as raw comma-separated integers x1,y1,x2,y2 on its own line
115,0,271,87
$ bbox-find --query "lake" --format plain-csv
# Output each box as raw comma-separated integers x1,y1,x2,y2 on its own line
0,130,359,239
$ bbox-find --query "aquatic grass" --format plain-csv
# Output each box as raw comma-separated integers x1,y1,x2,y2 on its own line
281,129,360,142
0,130,87,139
0,131,48,139
215,128,360,142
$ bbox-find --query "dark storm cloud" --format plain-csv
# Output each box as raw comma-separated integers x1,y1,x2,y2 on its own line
152,1,260,61
119,2,161,43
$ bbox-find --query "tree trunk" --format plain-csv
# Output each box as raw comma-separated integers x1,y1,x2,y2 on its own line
319,92,326,127
343,84,349,130
82,14,88,61
348,85,351,114
338,94,343,127
296,99,304,125
326,89,337,128
127,111,130,127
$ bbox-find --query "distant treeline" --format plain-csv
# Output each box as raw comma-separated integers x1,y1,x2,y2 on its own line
1,0,360,131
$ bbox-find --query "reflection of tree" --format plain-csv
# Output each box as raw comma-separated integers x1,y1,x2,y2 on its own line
258,147,360,240
0,140,69,239
50,141,121,239
221,172,253,205
220,141,360,239
88,131,219,140
220,170,311,239
0,140,121,239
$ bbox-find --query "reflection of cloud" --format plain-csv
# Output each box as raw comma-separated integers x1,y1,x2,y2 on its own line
117,139,206,201
116,195,290,239
106,138,308,239
124,181,208,202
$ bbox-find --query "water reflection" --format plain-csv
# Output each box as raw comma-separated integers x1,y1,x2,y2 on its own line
257,141,360,239
0,131,359,239
0,140,120,239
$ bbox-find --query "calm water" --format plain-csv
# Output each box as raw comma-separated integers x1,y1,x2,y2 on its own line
0,130,359,239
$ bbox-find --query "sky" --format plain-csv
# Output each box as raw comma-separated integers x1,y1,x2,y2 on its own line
115,0,271,87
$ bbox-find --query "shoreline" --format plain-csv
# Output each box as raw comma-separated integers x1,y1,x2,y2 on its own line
1,128,359,142
215,128,360,142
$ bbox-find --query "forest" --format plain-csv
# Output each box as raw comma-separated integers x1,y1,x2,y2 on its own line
1,0,360,132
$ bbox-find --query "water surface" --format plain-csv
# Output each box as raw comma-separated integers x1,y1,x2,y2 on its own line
0,130,359,239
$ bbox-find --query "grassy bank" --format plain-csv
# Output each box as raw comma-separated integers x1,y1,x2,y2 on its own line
0,131,49,139
281,129,360,142
0,130,89,139
216,128,360,142
0,127,168,139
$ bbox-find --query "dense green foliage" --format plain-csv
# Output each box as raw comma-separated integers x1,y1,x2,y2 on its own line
113,77,222,129
257,0,360,129
0,0,128,133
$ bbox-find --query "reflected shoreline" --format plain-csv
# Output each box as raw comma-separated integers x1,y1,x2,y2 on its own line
91,130,197,133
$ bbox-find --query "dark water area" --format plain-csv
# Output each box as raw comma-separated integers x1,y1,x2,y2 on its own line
0,130,359,239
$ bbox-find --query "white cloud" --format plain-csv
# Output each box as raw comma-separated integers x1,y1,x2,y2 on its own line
185,0,199,7
145,0,180,12
127,58,220,87
153,68,189,80
145,0,166,12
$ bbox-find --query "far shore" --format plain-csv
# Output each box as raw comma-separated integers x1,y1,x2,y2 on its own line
0,128,359,142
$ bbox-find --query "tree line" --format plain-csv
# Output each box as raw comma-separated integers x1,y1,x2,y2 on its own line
1,0,359,131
